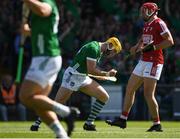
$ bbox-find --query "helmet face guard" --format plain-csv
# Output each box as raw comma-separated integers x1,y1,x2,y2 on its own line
106,37,122,54
107,43,114,51
140,2,159,21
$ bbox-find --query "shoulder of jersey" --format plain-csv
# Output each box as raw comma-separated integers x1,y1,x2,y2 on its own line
155,18,165,24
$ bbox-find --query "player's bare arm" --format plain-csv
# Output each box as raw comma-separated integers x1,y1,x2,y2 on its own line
23,0,52,17
155,32,174,50
130,46,138,55
130,37,143,55
86,59,117,77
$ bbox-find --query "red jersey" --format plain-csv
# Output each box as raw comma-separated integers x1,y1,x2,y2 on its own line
142,18,170,64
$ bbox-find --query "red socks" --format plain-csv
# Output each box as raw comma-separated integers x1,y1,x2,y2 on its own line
120,111,129,120
153,117,160,125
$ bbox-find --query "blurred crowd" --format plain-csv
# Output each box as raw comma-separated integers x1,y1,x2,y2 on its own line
0,0,180,84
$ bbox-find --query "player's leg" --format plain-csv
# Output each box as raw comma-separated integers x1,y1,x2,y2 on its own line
35,110,68,138
19,81,71,138
30,87,80,136
30,85,54,131
32,67,81,136
106,73,143,128
19,81,71,117
55,87,73,104
30,117,42,131
80,80,109,131
143,77,162,132
122,74,143,117
143,62,163,132
55,87,80,136
106,60,145,128
31,86,76,131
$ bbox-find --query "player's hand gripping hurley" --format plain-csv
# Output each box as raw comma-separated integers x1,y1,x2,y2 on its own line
124,41,154,60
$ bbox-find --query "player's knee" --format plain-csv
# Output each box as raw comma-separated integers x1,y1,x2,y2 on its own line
144,92,153,100
101,93,109,103
105,93,110,101
126,86,135,95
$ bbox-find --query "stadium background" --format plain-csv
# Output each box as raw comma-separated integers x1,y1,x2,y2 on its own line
0,0,180,121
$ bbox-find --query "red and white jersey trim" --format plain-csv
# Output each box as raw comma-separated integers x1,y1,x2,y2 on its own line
159,20,169,35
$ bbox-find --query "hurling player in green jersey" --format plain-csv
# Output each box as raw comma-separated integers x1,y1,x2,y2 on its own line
54,37,122,131
19,0,79,138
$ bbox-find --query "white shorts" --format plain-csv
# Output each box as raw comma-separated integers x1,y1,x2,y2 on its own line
133,60,163,80
25,56,62,88
61,67,92,91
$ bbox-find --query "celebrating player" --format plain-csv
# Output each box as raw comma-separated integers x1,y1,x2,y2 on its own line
106,2,174,132
30,37,122,131
19,0,79,138
56,37,121,131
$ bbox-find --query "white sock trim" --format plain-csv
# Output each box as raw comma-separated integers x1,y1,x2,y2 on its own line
153,121,160,125
53,102,70,117
120,115,128,120
49,120,68,138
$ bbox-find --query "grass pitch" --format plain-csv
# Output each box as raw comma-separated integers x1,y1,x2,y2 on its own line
0,121,180,138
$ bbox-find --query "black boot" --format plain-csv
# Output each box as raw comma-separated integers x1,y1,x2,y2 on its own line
106,118,127,129
30,124,40,131
64,107,80,136
83,123,96,131
147,124,163,132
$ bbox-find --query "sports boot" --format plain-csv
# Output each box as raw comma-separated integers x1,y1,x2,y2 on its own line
147,124,163,132
106,118,127,129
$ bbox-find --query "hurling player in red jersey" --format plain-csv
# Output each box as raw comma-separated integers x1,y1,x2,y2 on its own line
106,2,174,131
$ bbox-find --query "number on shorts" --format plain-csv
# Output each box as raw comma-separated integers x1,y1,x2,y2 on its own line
66,73,72,83
150,64,158,76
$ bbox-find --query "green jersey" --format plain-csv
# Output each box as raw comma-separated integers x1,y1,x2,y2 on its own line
31,0,60,56
70,41,101,73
